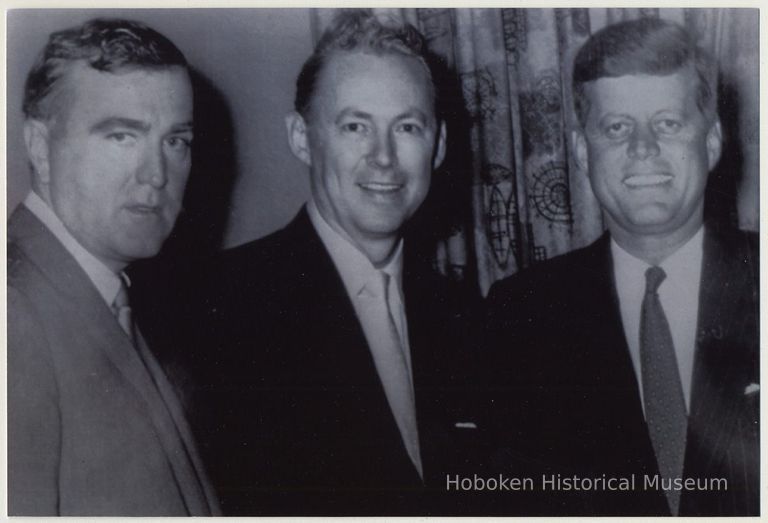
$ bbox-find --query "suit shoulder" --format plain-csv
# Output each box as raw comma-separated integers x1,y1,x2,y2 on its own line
8,239,36,285
203,223,312,315
487,239,602,306
7,240,53,306
708,227,759,282
216,222,301,274
726,228,758,263
7,284,59,397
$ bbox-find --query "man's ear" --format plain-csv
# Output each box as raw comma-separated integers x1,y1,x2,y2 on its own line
706,119,723,171
285,111,312,167
572,129,588,173
23,119,51,183
432,121,447,170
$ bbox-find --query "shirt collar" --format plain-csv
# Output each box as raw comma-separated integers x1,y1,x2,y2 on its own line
659,226,705,285
24,191,127,306
611,225,705,280
307,199,403,299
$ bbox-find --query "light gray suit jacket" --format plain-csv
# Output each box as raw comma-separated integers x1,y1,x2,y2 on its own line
8,205,221,516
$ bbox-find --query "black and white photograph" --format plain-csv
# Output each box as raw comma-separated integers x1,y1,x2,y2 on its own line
6,7,759,517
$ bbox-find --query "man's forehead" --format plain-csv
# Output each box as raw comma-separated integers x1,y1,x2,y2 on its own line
47,61,192,128
312,50,434,114
584,68,700,113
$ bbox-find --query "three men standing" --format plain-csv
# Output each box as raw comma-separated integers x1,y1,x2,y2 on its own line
8,11,758,519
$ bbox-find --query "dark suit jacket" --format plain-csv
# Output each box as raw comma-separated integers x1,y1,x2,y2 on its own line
483,227,759,516
7,206,220,516
167,208,482,515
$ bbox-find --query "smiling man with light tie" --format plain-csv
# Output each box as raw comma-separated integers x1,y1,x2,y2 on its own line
189,9,480,516
483,17,758,517
8,18,220,516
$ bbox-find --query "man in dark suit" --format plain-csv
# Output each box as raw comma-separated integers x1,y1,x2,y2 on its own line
8,18,220,516
189,10,480,516
484,18,758,516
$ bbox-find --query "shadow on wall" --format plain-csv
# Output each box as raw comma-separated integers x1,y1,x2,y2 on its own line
129,69,236,326
407,52,479,294
170,68,238,257
705,76,742,231
133,68,237,276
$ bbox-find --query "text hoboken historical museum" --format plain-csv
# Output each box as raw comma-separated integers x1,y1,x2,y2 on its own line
445,474,727,492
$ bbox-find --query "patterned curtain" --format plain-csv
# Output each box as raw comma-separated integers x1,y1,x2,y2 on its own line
311,8,759,296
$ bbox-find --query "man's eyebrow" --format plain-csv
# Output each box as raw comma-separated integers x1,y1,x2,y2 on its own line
90,117,150,134
170,122,194,133
334,108,432,124
335,109,373,125
396,109,429,123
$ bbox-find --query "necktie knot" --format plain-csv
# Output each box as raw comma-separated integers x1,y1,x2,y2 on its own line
645,266,666,295
113,283,130,311
112,282,134,342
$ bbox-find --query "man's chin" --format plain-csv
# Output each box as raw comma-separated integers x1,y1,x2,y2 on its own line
117,237,169,264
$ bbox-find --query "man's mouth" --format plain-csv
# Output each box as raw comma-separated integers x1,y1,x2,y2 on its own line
623,173,673,187
358,182,403,193
125,204,161,215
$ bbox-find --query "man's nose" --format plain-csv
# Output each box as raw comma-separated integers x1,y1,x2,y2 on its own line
627,125,661,160
137,145,168,188
367,131,396,169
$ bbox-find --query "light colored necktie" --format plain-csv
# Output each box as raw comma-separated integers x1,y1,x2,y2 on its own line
112,281,135,344
366,270,423,478
640,266,687,515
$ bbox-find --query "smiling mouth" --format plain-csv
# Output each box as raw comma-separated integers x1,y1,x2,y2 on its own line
125,204,161,215
358,182,403,193
623,174,673,188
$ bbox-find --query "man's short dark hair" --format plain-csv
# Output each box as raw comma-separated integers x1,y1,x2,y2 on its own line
572,17,717,127
23,17,188,120
294,9,437,120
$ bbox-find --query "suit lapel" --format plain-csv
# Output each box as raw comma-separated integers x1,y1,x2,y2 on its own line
10,208,165,407
287,212,421,480
681,228,759,515
585,236,661,474
133,329,218,515
10,206,214,515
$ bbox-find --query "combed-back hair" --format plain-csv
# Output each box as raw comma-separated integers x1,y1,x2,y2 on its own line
23,17,188,120
572,17,717,126
294,9,436,120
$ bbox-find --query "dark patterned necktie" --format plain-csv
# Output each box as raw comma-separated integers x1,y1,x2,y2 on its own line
640,266,687,515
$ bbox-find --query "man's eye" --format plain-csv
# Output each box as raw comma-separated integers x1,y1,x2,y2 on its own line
341,122,366,133
604,121,632,140
398,123,423,135
166,136,193,149
107,132,135,144
654,119,683,135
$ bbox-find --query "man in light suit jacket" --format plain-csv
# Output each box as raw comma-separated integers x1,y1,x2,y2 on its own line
8,18,220,516
484,18,758,516
178,10,482,516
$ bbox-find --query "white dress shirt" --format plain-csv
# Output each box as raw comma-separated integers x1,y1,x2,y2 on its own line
23,191,128,307
307,200,414,388
611,226,704,414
